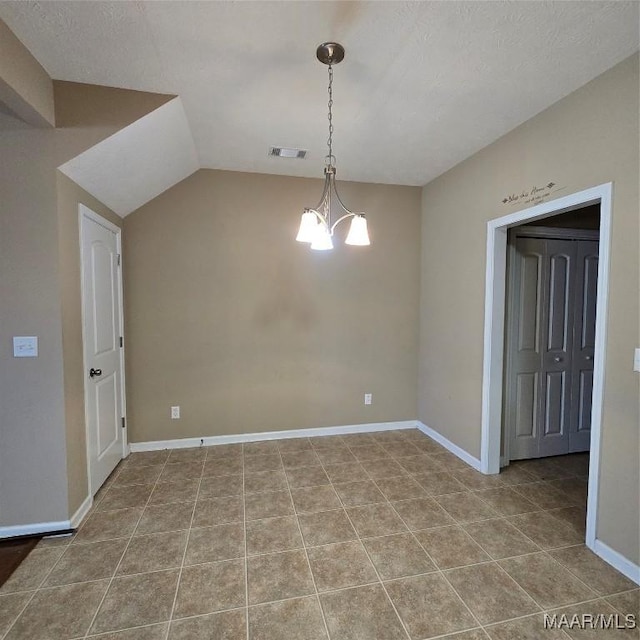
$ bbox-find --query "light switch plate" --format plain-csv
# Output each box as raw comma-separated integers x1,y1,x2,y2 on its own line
634,348,640,373
13,336,38,357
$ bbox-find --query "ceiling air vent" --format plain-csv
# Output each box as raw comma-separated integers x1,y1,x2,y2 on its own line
269,146,307,159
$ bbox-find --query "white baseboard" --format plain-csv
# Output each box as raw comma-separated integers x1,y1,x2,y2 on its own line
0,494,93,540
70,494,93,529
416,421,482,471
0,520,73,540
591,539,640,586
129,420,418,453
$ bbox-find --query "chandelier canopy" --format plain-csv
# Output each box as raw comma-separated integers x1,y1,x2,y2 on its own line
296,42,370,251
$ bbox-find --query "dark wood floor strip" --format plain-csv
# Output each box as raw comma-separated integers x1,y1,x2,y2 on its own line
0,536,41,586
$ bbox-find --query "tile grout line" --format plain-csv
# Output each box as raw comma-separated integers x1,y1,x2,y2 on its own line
163,447,210,639
478,591,629,636
600,588,640,617
278,442,333,640
81,450,174,639
241,444,250,640
416,628,490,640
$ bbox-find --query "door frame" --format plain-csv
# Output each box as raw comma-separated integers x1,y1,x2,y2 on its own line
480,182,612,551
79,204,128,497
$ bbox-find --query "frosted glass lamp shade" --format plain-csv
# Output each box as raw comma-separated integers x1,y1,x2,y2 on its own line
310,225,334,250
345,215,370,246
296,210,319,243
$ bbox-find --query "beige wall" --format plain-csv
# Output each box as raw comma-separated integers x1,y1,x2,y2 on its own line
419,54,639,562
124,169,421,443
57,173,122,515
54,81,172,130
0,129,68,525
0,81,170,528
0,18,54,127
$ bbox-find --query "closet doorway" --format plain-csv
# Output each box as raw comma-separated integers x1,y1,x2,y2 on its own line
503,205,600,462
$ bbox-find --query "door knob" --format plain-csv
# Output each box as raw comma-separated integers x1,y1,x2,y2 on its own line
553,357,562,363
89,368,102,378
585,355,592,361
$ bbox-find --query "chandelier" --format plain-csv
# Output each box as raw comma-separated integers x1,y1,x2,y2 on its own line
296,42,370,251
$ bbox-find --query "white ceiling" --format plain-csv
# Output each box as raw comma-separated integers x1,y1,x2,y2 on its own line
58,97,199,216
1,1,638,187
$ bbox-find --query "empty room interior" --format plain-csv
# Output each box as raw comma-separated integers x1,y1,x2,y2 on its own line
0,2,639,639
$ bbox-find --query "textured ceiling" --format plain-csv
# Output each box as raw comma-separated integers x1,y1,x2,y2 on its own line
1,1,638,187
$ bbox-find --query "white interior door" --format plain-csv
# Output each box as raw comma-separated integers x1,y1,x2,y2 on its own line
80,206,125,494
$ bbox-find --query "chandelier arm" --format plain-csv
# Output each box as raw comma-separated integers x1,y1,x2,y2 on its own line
329,212,357,234
331,176,362,217
311,173,332,215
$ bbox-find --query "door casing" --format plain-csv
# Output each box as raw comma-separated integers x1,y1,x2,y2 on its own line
480,182,612,552
79,204,128,499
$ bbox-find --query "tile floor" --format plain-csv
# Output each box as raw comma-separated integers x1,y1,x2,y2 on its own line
1,429,638,639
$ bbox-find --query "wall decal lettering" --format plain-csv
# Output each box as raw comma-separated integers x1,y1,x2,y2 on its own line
501,182,566,206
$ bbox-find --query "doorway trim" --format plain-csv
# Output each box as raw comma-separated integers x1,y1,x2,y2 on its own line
479,182,612,552
79,204,128,500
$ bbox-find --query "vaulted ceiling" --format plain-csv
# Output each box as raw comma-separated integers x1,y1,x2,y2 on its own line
1,1,638,187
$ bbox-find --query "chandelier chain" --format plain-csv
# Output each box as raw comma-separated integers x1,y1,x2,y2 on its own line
327,64,334,163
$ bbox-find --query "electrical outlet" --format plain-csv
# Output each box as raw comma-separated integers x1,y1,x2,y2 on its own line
171,406,180,419
634,348,640,373
364,393,372,405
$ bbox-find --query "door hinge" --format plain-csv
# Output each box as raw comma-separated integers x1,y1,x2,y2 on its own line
119,336,123,348
121,417,126,429
117,254,121,267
